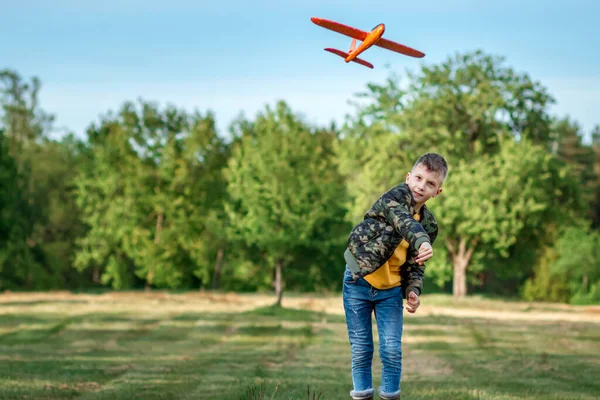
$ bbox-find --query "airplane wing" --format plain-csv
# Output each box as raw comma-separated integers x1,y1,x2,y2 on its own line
311,17,425,58
311,17,368,41
375,38,425,58
324,48,374,69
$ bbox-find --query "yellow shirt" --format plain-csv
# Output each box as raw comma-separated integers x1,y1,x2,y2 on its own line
364,213,421,290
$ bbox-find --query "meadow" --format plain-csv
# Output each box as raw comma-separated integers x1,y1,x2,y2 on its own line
1,291,599,400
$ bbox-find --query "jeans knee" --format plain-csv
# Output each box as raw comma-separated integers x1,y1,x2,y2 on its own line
379,346,402,367
352,346,373,366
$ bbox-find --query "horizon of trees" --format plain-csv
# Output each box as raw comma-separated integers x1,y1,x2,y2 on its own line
1,49,599,305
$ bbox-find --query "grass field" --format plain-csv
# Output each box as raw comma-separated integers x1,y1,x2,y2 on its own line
1,291,599,400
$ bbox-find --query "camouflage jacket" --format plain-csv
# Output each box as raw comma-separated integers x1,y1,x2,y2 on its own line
345,183,438,298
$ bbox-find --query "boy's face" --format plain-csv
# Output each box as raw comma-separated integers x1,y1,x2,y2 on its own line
405,164,444,206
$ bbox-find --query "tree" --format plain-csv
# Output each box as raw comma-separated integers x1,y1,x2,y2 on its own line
0,69,84,289
225,101,346,305
74,100,228,289
549,117,596,218
521,244,570,303
401,50,555,157
551,225,600,304
19,135,92,288
433,138,581,296
0,130,38,289
0,69,54,160
342,50,563,296
345,50,555,166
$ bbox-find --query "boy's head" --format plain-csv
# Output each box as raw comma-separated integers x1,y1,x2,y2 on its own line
405,153,448,205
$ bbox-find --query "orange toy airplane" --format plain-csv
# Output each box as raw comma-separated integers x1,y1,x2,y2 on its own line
311,17,425,69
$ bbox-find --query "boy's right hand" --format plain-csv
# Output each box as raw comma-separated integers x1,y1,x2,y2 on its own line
406,291,421,313
416,242,433,265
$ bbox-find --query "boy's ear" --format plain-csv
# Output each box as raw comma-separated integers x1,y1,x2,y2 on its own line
433,188,443,198
405,172,410,182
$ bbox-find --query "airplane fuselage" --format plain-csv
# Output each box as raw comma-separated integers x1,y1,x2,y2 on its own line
345,23,385,63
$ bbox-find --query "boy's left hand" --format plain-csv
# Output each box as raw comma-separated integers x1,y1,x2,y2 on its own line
416,242,433,265
406,291,420,314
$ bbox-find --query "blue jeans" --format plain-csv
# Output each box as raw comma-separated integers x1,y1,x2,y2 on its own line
342,266,404,398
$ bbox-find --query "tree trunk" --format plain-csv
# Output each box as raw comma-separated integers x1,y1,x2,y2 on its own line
446,237,477,298
583,274,589,294
145,270,154,292
275,260,283,307
212,247,224,290
453,255,468,297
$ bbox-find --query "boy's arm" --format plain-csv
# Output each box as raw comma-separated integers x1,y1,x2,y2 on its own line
384,199,431,250
404,216,438,298
404,261,425,298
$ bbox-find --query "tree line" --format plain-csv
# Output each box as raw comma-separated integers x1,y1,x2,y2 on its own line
1,50,599,304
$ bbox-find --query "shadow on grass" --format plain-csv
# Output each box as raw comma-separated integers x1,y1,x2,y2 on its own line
173,304,345,324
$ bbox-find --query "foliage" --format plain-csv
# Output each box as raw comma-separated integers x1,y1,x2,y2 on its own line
552,225,600,304
342,50,586,296
0,50,598,301
0,69,54,155
0,130,39,288
434,138,581,291
521,245,571,303
225,101,348,298
74,100,228,289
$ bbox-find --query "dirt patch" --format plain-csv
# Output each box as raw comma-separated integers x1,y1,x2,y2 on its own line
417,306,600,324
2,292,599,325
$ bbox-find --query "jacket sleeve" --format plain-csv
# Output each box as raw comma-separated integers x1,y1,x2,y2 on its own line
403,261,424,298
403,212,438,298
384,198,431,250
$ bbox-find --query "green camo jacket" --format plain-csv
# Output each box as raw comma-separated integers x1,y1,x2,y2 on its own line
345,182,438,298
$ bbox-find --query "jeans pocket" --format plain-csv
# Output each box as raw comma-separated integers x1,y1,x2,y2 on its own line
343,267,357,284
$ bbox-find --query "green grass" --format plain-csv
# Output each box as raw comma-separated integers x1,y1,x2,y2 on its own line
0,292,598,399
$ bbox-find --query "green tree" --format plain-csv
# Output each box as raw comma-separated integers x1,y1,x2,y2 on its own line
549,117,596,217
345,50,555,166
0,69,87,289
342,50,563,296
225,101,346,305
74,100,228,289
0,69,54,160
26,135,92,288
521,244,570,303
433,138,581,296
551,225,600,304
0,130,38,289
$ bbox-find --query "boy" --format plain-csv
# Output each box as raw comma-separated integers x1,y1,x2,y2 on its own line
342,153,447,400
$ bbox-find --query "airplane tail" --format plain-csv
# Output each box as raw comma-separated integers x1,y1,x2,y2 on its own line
324,48,373,69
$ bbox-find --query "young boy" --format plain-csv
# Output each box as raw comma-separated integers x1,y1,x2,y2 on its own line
342,153,448,400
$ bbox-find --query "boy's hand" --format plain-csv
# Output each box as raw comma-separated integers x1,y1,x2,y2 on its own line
416,242,433,265
406,291,420,314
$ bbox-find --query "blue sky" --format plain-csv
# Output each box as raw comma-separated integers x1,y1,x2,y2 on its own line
3,0,599,142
